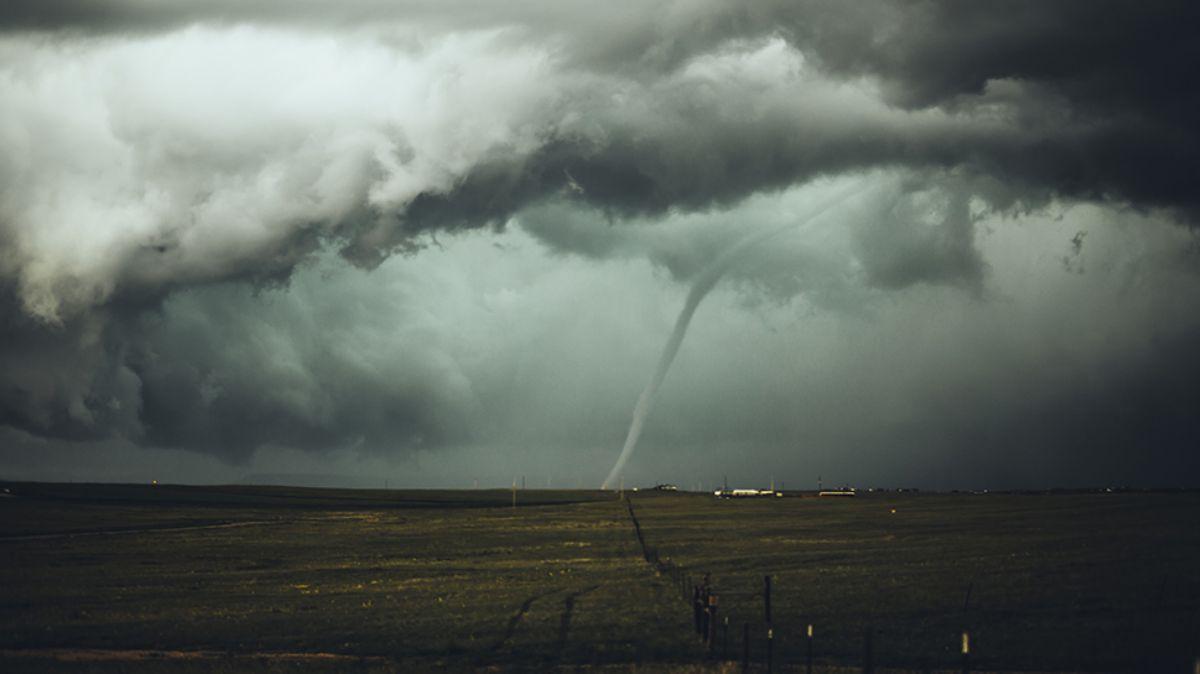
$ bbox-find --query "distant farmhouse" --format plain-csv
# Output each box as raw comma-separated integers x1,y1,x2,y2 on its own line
714,488,782,498
818,489,857,497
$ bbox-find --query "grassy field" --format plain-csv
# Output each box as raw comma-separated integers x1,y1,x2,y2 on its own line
629,491,1200,672
0,483,1197,672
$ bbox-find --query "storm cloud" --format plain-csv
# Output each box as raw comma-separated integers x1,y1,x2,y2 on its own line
0,2,1197,487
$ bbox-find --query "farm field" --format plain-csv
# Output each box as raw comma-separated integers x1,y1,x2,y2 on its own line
630,491,1200,672
0,483,1197,672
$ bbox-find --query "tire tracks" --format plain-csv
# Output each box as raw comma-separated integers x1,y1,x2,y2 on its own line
556,584,600,659
490,588,561,653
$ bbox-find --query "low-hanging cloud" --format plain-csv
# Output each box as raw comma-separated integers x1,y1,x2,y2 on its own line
3,2,1197,322
0,1,1198,483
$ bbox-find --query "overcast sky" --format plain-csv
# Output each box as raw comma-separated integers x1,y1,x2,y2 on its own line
1,1,1198,490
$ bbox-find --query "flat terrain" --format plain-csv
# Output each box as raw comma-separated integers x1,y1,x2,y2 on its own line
631,491,1200,672
0,483,1197,673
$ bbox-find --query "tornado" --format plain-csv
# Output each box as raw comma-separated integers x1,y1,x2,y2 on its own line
600,183,864,489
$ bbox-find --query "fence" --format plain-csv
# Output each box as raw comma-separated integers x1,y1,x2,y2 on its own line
623,497,1198,673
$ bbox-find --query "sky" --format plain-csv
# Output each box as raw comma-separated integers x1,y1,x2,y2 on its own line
1,1,1198,490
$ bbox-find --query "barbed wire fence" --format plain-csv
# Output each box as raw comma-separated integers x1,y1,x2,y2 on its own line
622,495,1199,674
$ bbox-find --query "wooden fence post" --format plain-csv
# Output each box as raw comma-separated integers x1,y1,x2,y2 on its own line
723,616,729,660
961,630,970,674
764,574,773,625
767,625,774,674
806,624,813,674
707,594,719,650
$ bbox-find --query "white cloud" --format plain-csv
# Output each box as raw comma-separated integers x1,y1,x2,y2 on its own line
0,26,559,321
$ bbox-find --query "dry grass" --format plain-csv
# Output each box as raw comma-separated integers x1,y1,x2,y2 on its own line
1,483,1196,672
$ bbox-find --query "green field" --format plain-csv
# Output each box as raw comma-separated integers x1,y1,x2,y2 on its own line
1,483,1197,672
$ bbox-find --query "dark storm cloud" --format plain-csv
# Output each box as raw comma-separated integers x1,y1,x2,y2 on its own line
0,306,136,442
4,1,1197,219
393,0,1200,241
518,173,988,297
0,1,1198,481
129,287,476,459
3,2,1196,322
794,0,1200,219
851,178,986,292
